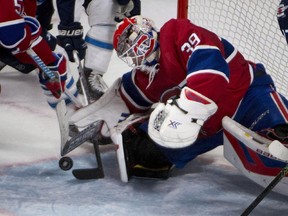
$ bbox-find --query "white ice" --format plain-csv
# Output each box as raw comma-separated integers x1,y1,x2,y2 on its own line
0,0,287,216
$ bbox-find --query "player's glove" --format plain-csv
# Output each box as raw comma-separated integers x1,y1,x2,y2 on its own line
57,22,87,62
38,53,67,99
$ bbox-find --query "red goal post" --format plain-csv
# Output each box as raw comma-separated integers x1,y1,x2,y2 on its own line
177,0,288,98
177,0,188,19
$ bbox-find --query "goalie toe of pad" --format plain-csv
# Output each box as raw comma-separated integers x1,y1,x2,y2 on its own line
111,113,173,182
129,164,174,180
222,116,288,196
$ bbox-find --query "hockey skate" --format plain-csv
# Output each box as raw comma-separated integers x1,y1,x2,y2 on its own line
258,124,288,146
77,67,108,103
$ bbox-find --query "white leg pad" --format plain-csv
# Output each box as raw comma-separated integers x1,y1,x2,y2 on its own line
222,116,288,196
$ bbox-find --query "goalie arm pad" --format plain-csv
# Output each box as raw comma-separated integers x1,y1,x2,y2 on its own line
148,87,218,149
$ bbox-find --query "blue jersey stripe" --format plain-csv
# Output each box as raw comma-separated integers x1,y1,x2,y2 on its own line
122,72,153,108
0,19,25,48
187,46,230,78
85,36,113,50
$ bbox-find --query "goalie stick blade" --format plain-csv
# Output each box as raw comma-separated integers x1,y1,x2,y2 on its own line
72,168,104,180
72,137,105,180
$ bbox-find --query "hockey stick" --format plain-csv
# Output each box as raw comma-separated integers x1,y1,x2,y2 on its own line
241,140,288,216
241,165,288,216
26,49,83,107
58,120,105,180
61,122,102,156
56,100,70,154
73,50,89,106
72,138,104,180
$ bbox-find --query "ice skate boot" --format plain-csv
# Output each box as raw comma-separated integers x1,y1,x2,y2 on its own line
77,67,108,103
259,124,288,147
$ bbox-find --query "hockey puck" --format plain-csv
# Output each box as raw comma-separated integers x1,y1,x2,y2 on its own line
59,157,73,171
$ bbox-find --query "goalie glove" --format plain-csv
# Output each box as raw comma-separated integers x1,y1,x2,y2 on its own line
115,0,141,22
148,87,218,149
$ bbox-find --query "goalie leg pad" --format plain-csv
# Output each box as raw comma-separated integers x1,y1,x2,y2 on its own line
222,116,288,196
121,119,173,179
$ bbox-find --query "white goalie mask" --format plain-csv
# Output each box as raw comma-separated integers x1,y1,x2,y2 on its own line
113,16,159,68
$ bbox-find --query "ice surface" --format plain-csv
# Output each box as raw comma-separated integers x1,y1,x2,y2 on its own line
0,1,287,215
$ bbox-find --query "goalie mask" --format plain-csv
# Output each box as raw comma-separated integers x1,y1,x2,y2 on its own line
113,16,159,67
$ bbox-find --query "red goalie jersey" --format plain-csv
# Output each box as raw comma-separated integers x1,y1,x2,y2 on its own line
119,18,255,136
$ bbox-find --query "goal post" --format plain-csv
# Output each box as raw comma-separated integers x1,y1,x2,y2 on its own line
177,0,188,19
177,0,288,98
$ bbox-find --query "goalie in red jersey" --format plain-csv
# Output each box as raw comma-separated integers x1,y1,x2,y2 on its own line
0,0,78,108
69,16,288,181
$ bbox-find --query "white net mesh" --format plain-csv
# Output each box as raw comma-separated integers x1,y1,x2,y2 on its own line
187,0,288,97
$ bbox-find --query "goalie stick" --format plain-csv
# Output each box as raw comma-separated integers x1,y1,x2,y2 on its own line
72,137,104,180
241,165,288,216
57,120,105,180
73,50,89,106
240,140,288,216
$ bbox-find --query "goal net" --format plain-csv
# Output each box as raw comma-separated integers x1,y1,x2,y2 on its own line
177,0,288,97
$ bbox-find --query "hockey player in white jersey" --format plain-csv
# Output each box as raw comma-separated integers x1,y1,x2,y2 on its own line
56,0,141,103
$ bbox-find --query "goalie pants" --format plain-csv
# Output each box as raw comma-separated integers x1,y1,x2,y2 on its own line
157,69,288,168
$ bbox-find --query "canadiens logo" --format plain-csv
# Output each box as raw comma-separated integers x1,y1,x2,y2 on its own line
277,4,288,18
